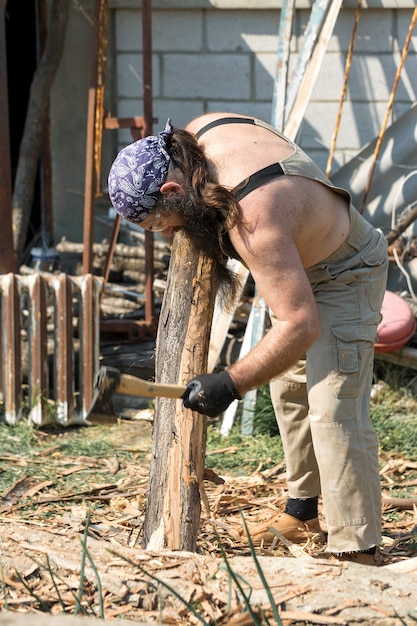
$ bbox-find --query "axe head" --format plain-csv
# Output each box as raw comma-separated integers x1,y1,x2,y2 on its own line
85,366,121,424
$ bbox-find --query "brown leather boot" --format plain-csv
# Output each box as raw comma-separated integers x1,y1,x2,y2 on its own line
244,512,325,546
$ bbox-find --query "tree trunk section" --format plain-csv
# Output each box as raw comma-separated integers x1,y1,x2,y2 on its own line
142,230,216,551
12,0,70,266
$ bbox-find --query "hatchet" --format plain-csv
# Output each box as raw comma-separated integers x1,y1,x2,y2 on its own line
86,365,187,424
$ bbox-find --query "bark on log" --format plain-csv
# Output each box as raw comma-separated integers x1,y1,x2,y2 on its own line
142,230,216,551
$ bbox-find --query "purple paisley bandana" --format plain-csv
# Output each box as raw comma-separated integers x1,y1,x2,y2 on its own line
108,119,173,222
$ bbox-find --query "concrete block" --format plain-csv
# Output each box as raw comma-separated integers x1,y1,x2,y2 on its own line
115,9,142,50
254,53,276,100
347,52,416,101
345,9,394,52
294,8,393,54
322,10,366,53
304,53,346,102
163,54,251,99
152,10,203,51
116,9,203,52
116,53,160,98
398,10,417,53
153,100,205,129
207,10,283,52
302,100,392,151
399,54,417,102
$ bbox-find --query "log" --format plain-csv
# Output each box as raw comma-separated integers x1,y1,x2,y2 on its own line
382,495,417,511
375,345,417,371
142,229,216,551
118,257,166,271
101,296,140,311
56,238,170,260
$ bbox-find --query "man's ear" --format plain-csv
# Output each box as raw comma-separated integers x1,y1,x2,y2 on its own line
160,181,185,195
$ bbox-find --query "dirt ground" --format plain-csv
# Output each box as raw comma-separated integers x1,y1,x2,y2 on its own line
1,417,417,626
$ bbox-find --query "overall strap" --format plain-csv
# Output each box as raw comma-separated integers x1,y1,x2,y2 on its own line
233,163,285,201
195,117,256,139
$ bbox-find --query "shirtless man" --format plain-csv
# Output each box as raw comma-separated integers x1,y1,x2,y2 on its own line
108,113,389,564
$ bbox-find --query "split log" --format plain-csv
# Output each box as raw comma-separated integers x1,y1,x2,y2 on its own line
142,229,216,551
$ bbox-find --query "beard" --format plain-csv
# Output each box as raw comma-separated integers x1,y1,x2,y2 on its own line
157,191,240,311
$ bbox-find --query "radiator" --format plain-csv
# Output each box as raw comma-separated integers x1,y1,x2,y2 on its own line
0,273,103,426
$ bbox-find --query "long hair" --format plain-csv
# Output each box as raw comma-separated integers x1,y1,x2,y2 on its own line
160,127,243,310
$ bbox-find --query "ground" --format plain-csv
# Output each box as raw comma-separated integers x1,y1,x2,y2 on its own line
0,416,417,626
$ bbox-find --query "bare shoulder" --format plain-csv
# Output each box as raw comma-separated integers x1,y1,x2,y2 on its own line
230,175,350,270
185,112,249,134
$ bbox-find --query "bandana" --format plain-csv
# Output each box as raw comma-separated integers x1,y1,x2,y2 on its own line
107,119,173,222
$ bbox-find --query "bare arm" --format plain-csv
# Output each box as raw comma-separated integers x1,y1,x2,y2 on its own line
226,198,321,395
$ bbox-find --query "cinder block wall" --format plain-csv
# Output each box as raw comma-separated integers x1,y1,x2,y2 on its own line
50,1,416,244
108,1,417,173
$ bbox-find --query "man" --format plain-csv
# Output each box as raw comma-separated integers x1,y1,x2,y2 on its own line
108,113,388,564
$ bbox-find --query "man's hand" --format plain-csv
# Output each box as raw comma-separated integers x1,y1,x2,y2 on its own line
182,370,242,417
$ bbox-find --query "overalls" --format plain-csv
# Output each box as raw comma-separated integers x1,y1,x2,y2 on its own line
197,116,389,552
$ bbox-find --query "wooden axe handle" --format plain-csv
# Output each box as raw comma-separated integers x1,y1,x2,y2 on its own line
117,371,187,399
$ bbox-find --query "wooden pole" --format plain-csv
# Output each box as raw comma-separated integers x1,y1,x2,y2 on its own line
0,4,16,273
142,230,215,551
271,0,294,132
82,0,108,275
284,0,343,141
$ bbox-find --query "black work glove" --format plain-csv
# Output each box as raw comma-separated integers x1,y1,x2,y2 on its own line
182,370,242,417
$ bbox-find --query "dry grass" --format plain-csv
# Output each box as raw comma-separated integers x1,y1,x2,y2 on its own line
0,367,417,624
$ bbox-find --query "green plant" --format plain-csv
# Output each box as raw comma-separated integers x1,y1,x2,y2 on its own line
205,424,284,475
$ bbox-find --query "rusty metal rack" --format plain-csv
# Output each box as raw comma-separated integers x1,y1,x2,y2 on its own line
0,272,102,426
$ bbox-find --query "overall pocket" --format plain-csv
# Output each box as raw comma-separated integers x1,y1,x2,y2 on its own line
328,325,377,399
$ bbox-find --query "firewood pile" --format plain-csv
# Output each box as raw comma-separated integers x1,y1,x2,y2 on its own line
55,232,252,375
55,231,172,320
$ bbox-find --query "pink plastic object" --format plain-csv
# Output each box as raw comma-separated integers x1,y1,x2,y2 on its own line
375,290,416,353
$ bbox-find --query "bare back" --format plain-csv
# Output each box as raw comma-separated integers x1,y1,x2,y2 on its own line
186,112,351,270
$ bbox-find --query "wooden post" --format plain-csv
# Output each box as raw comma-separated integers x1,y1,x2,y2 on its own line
142,230,216,551
0,5,17,273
